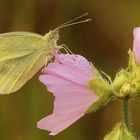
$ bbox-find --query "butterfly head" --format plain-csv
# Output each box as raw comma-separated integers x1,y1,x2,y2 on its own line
44,13,91,42
45,29,59,42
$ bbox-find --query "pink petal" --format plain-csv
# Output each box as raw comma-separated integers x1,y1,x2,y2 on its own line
42,62,94,85
54,52,92,70
38,52,98,135
133,27,140,65
38,74,98,135
39,74,94,96
38,111,87,135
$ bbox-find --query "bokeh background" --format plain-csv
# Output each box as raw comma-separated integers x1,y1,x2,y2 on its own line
0,0,140,140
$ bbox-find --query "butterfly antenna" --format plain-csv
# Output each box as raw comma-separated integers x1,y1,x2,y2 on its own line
54,13,91,30
58,12,88,27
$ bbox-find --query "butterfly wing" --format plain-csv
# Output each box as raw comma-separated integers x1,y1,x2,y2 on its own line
0,32,50,94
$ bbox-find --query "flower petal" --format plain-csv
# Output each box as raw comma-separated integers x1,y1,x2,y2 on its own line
38,74,98,135
38,111,85,135
133,27,140,65
39,74,95,96
42,62,94,85
38,52,98,135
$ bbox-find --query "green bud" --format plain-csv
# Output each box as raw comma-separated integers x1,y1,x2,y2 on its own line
104,123,136,140
120,82,137,97
113,50,140,97
111,66,140,98
112,69,130,94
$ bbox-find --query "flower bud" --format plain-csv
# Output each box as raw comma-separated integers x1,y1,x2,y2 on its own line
104,123,136,140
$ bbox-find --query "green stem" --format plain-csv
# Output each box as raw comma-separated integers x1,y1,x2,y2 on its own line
122,98,131,132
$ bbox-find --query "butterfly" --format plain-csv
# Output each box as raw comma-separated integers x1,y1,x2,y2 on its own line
0,13,91,94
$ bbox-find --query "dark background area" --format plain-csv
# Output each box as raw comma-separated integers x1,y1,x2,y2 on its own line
0,0,140,140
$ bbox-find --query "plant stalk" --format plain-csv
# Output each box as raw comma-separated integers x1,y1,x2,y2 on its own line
122,98,131,132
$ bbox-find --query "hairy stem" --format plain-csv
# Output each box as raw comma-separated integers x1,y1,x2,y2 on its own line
122,98,131,132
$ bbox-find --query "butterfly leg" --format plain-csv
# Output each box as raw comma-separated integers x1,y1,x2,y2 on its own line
57,44,73,54
44,57,49,67
44,44,72,67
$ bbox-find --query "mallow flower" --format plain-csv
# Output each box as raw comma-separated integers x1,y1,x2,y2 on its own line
37,52,100,135
121,27,140,97
113,27,140,98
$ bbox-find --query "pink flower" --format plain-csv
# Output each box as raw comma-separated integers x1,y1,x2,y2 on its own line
133,27,140,65
37,52,99,135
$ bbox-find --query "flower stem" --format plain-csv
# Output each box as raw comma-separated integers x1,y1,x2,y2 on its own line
122,98,131,132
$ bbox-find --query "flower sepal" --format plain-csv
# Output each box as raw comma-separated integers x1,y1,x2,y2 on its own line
88,78,113,97
91,64,102,78
87,78,114,112
128,49,140,75
103,123,136,140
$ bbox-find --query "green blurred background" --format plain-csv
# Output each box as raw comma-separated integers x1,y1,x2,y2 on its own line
0,0,140,140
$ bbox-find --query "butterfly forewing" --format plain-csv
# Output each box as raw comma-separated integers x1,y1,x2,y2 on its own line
0,32,51,94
